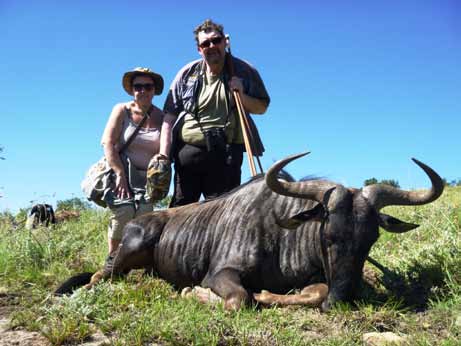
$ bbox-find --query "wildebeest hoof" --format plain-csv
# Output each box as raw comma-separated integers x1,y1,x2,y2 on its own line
300,283,328,306
82,283,93,290
181,287,192,297
182,286,223,305
253,283,328,307
321,299,331,312
224,296,243,311
253,290,272,305
82,271,104,290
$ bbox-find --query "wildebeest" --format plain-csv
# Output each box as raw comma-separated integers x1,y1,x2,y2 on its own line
26,203,56,229
25,205,80,229
56,153,443,311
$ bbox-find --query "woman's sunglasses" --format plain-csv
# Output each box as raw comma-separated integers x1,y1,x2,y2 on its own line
198,36,224,48
133,83,155,92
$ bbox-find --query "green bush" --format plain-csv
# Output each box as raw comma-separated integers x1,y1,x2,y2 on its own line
56,197,92,211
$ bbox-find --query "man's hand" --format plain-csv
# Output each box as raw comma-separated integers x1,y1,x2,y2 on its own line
229,76,244,94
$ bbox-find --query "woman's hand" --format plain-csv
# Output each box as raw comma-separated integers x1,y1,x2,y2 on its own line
151,153,170,164
114,173,132,199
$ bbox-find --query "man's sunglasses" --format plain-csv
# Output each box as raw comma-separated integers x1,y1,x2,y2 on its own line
133,83,155,92
198,36,224,48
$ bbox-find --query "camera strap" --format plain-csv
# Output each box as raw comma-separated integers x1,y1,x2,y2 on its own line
119,105,152,153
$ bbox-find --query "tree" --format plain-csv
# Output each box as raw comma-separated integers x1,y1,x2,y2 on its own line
0,146,5,160
15,207,29,224
56,197,91,211
363,178,400,188
449,179,461,186
0,210,15,227
364,178,378,186
379,179,400,188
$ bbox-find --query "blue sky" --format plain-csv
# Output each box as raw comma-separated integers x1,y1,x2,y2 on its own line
1,1,460,212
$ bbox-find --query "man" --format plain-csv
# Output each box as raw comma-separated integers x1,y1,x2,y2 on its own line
164,19,270,207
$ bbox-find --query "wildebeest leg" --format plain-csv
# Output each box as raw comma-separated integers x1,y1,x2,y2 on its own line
82,251,125,290
253,283,328,307
83,270,106,290
84,228,154,290
205,269,249,310
181,286,223,305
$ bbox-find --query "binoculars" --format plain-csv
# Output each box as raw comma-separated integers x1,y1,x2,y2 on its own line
203,127,227,153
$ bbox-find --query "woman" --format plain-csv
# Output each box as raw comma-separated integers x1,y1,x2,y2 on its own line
101,67,172,255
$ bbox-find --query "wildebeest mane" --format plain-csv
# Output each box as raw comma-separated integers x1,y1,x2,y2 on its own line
201,174,265,204
201,170,325,205
299,175,325,182
201,169,300,204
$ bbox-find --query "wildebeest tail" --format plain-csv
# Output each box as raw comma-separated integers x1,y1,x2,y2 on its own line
54,272,94,295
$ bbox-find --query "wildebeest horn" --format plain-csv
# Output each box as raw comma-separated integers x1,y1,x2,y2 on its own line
361,158,444,211
265,152,336,203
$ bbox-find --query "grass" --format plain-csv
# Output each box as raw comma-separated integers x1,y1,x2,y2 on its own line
0,187,460,345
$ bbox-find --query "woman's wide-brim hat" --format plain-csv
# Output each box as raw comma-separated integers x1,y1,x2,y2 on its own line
122,67,164,96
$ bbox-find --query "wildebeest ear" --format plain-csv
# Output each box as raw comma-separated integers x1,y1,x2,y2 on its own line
378,213,419,233
277,203,326,229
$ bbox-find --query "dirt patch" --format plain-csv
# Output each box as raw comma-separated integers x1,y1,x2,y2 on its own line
0,294,111,346
0,329,50,346
0,298,50,346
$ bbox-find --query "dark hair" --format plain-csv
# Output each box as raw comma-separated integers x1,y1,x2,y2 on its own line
193,19,224,45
